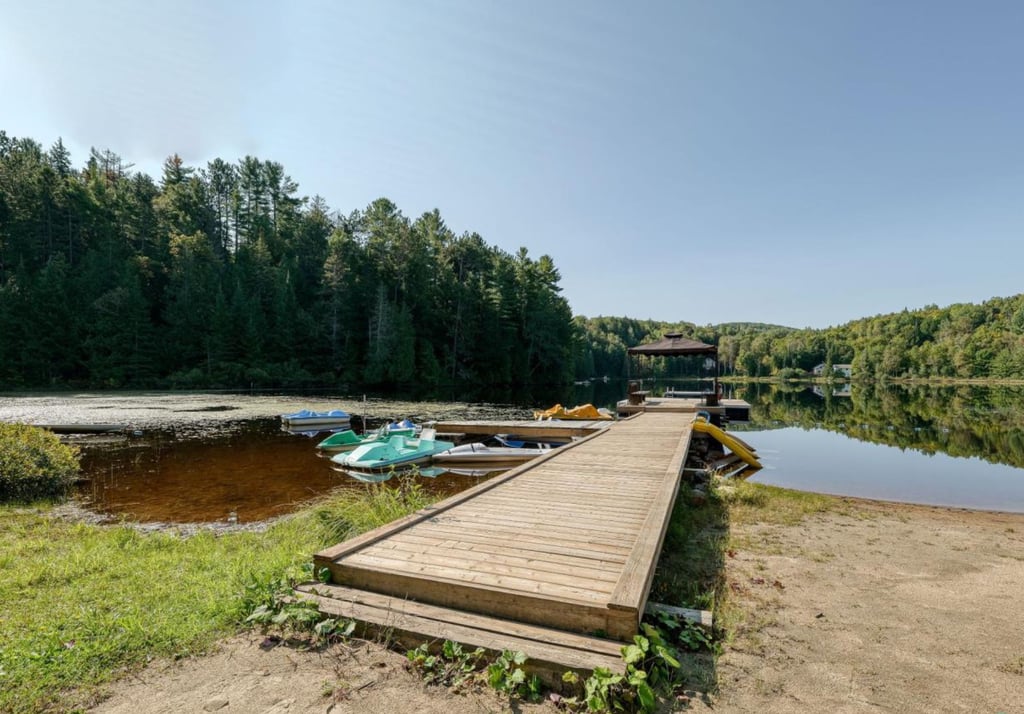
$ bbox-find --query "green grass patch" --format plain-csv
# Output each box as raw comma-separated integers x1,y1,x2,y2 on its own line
0,424,80,502
650,485,728,613
721,480,839,527
0,479,434,713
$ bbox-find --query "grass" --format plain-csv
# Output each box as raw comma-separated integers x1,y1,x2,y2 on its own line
0,479,434,714
648,480,836,618
720,480,839,527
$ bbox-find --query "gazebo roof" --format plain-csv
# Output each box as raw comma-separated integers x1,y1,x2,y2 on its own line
627,332,717,356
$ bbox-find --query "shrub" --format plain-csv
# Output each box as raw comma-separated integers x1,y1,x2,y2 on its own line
0,424,80,502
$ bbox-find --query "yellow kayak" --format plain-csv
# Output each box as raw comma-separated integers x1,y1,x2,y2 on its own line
694,418,761,468
533,403,614,421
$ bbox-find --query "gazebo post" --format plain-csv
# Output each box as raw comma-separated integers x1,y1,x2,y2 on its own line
714,351,720,402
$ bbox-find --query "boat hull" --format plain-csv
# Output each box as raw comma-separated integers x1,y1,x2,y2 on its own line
280,409,350,427
432,443,549,464
333,434,455,471
694,419,761,468
317,427,416,454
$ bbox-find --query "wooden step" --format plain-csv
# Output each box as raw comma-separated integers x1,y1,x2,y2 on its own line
318,560,639,641
294,582,626,686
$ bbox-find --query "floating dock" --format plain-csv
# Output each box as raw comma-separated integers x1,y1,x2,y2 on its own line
306,411,698,675
616,396,751,422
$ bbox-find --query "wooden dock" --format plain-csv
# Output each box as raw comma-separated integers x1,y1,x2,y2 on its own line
617,396,751,421
308,411,696,673
433,418,611,440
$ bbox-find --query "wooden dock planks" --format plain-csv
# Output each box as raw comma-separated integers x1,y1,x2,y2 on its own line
433,419,611,439
314,411,694,644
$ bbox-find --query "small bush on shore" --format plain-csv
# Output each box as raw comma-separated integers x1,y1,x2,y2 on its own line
0,424,80,502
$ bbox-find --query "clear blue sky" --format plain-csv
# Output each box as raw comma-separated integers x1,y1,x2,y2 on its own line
3,1,1022,328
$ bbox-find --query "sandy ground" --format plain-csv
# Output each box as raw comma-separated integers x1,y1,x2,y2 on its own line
87,633,548,714
701,500,1024,714
84,498,1024,714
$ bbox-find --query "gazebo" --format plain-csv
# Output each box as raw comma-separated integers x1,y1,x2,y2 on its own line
626,333,720,403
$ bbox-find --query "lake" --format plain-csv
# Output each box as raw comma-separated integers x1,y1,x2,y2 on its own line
4,382,1024,522
727,381,1024,513
0,392,534,525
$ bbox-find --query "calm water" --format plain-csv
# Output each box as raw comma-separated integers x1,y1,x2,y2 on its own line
13,382,1024,521
745,427,1024,512
727,382,1024,513
76,416,514,524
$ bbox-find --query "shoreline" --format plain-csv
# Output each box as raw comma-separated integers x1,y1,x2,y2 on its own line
85,484,1024,713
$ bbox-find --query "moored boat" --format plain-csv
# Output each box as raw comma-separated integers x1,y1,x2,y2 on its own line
332,428,454,470
280,409,351,427
432,441,551,464
533,403,614,421
316,424,416,454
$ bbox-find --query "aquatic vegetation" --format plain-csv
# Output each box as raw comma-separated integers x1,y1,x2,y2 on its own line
0,424,79,502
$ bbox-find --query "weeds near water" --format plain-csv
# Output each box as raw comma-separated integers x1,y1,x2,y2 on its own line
240,568,357,645
721,480,836,527
406,621,713,712
310,470,431,543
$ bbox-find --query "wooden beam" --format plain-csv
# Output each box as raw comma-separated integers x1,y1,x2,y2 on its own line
608,422,693,620
645,602,713,628
295,583,627,686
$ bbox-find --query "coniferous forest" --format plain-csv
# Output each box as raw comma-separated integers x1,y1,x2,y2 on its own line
3,130,1023,391
0,132,576,389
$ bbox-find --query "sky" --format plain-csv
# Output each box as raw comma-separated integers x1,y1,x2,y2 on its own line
2,0,1023,329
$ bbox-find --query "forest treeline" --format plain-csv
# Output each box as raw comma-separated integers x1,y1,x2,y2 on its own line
0,132,575,389
575,294,1024,381
3,131,1022,390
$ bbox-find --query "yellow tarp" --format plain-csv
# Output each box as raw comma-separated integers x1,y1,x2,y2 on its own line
533,403,613,420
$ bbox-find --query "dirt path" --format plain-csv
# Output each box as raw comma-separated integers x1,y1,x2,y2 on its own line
88,633,545,714
87,497,1024,714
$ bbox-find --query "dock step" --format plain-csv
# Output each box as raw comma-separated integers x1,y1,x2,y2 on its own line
294,582,626,685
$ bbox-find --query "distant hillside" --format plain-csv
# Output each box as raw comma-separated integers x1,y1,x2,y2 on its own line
713,322,796,335
574,296,1024,380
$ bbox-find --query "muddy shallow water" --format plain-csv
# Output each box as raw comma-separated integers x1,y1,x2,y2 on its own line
0,392,532,525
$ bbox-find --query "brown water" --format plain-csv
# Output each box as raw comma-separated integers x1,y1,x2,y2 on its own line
0,392,533,525
76,418,504,524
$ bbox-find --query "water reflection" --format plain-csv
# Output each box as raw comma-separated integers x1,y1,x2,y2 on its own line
67,382,1024,521
747,426,1024,513
77,418,498,524
732,382,1024,470
718,382,1024,513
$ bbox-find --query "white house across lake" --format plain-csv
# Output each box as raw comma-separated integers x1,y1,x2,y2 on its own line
811,363,853,377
